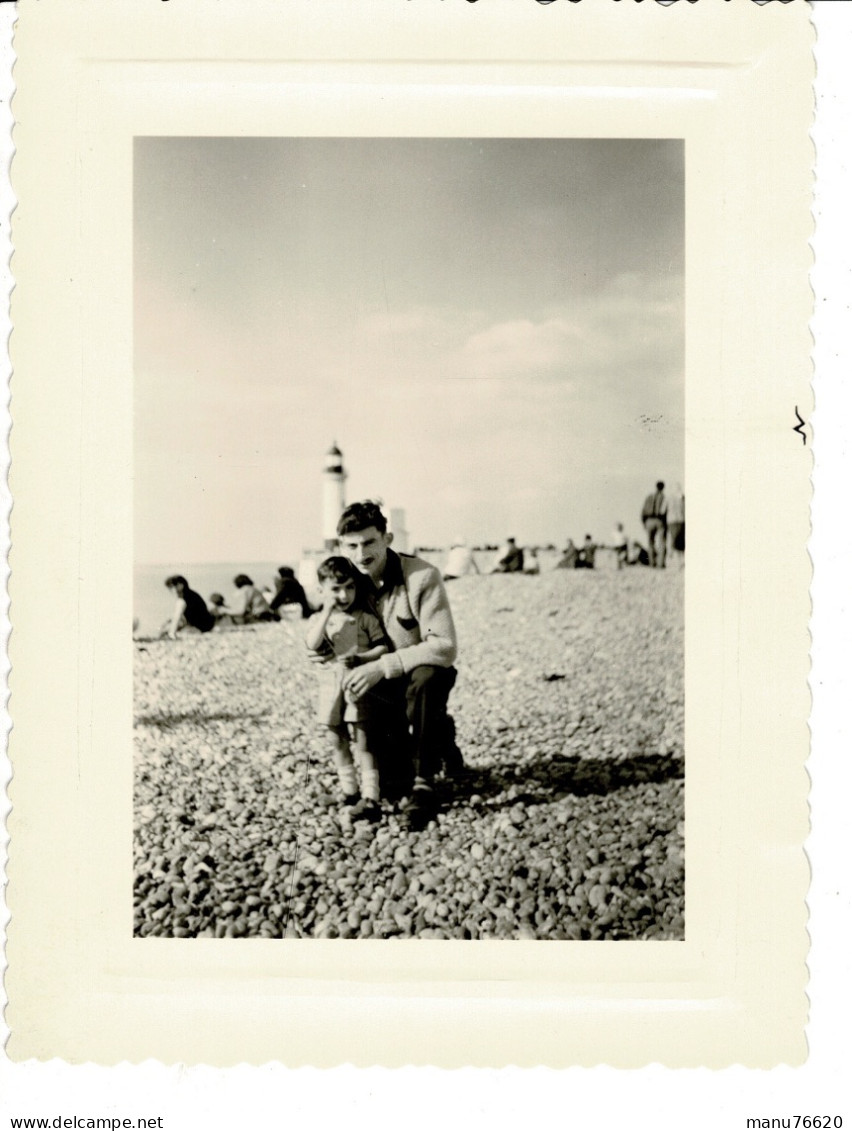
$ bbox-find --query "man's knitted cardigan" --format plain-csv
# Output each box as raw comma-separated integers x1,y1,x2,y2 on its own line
370,550,458,680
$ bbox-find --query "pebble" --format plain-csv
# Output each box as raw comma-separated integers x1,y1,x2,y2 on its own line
134,569,684,941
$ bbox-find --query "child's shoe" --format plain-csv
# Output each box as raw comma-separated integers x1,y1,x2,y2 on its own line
350,798,381,823
342,791,361,807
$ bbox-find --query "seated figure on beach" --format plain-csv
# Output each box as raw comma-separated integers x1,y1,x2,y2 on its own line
576,535,597,569
304,556,389,824
225,574,280,624
523,547,541,575
627,541,650,566
269,565,313,618
442,537,480,582
611,523,629,569
491,537,525,574
161,575,215,639
207,592,236,626
333,500,464,831
555,540,579,570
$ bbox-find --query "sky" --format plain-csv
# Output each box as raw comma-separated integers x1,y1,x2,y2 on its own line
134,137,683,564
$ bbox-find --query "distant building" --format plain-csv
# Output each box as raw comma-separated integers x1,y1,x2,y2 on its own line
299,443,409,603
322,441,346,551
389,507,409,554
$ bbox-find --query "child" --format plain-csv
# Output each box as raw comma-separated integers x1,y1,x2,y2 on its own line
207,592,234,626
304,556,388,822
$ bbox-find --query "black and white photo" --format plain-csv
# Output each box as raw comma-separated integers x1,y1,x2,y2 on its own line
133,137,685,941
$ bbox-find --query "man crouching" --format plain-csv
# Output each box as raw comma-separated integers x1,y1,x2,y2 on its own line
337,500,464,831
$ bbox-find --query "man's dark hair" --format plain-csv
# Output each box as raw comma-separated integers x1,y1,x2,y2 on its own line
337,500,387,536
277,566,295,578
656,481,665,491
233,574,253,588
165,575,187,590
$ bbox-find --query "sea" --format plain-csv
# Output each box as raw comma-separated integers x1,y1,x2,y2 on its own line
134,547,582,636
134,561,290,637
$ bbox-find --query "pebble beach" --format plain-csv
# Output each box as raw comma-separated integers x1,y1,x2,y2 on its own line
133,565,684,941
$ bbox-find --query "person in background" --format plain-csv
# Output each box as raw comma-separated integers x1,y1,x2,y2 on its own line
628,541,650,567
269,565,313,618
304,556,389,823
208,592,235,626
334,500,463,830
612,523,629,569
576,535,597,570
443,537,480,582
666,483,685,567
523,547,541,575
491,537,525,574
161,575,215,639
555,539,579,570
225,574,280,623
641,480,668,568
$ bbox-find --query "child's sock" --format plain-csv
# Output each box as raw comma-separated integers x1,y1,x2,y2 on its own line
337,763,358,798
361,766,380,803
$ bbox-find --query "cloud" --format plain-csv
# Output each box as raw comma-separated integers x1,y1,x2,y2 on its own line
360,306,454,341
453,273,683,391
460,317,579,381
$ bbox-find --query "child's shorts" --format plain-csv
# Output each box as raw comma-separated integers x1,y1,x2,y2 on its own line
316,665,373,728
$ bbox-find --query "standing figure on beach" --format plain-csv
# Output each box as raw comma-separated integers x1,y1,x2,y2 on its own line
335,500,463,831
305,556,389,822
641,480,668,568
161,575,215,639
666,483,685,567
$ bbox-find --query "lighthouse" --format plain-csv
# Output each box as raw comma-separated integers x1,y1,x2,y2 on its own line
322,441,347,550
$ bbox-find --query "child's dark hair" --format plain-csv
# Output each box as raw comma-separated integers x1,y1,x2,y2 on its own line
316,555,373,610
233,574,253,588
317,555,363,589
165,574,188,590
337,499,387,537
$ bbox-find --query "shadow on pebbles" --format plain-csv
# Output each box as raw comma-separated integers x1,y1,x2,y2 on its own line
134,568,685,940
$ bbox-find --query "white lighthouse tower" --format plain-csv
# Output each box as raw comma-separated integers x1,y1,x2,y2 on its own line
322,441,347,550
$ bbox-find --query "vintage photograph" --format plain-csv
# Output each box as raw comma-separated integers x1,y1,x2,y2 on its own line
133,136,685,942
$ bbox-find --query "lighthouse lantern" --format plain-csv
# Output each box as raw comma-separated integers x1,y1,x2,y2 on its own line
322,441,347,550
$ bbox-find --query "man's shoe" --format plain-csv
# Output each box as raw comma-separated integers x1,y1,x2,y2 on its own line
342,792,361,807
400,786,438,831
441,743,467,777
351,798,381,823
